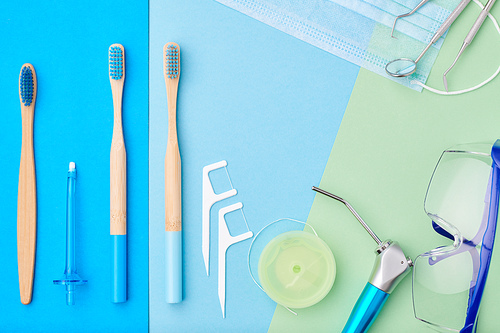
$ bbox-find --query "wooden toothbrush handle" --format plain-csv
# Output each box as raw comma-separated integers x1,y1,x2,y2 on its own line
165,139,181,231
17,114,36,305
110,134,127,235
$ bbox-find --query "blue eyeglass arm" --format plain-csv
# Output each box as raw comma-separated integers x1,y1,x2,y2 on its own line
461,140,500,333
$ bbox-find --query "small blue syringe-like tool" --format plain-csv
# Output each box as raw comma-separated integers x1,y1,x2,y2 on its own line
54,162,87,305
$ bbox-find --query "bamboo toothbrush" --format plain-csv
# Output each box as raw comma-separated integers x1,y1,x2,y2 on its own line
18,63,37,305
109,44,127,303
164,42,182,303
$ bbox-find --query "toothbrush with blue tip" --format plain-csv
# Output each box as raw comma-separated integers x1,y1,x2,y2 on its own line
164,42,182,303
312,187,413,333
18,63,37,305
109,44,127,303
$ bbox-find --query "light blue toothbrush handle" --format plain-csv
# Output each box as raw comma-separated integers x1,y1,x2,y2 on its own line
166,231,182,303
342,283,389,333
112,235,127,303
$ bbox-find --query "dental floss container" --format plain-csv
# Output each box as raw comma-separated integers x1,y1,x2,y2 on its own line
250,220,336,309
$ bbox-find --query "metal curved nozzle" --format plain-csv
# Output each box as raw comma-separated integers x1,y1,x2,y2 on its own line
391,0,430,38
312,186,382,245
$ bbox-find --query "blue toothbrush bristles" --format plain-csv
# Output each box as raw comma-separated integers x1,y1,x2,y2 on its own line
165,44,179,79
109,46,123,80
20,66,34,107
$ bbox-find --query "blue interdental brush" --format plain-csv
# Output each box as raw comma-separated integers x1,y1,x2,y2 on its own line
109,43,127,303
18,63,37,305
54,162,87,305
163,42,182,303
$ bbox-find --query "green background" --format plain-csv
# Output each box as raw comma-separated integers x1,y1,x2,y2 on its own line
269,2,500,332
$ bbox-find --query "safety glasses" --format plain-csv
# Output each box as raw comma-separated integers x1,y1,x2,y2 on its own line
412,140,500,332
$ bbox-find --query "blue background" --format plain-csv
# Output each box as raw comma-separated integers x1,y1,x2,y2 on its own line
149,0,359,331
0,1,148,331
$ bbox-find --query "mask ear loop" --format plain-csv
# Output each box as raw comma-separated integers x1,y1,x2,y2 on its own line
247,218,319,316
411,0,500,95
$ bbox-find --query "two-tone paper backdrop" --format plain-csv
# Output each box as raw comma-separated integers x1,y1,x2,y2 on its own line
0,1,148,331
3,0,498,331
151,0,500,332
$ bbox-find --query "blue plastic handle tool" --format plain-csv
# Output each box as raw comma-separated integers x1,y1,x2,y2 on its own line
311,187,412,333
342,241,411,333
341,241,411,333
342,283,389,333
166,231,182,303
112,235,127,302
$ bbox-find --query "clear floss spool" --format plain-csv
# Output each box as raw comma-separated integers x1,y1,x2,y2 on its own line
248,219,336,314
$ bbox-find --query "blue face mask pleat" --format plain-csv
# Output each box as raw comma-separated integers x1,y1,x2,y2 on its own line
332,0,436,44
362,0,448,33
215,0,461,91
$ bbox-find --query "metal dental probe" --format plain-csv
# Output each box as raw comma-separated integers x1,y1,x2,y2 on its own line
312,186,413,333
391,0,430,38
443,0,497,91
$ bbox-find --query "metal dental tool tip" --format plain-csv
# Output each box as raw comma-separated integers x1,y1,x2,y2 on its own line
391,0,430,38
442,0,496,92
312,186,382,245
443,43,467,92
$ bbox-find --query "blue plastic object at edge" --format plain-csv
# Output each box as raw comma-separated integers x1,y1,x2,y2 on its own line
112,235,127,303
460,140,500,333
342,283,389,333
424,141,500,332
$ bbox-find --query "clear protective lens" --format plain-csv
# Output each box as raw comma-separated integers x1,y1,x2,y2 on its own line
414,144,493,331
413,246,479,332
424,147,492,241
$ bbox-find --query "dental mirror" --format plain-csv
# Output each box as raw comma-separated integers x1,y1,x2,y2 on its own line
386,0,471,78
385,58,418,77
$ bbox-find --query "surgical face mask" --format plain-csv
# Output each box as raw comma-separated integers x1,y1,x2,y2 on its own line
332,0,454,45
215,0,460,91
413,141,500,332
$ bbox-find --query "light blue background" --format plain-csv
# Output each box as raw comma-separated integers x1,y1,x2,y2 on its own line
0,1,148,331
149,0,359,331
